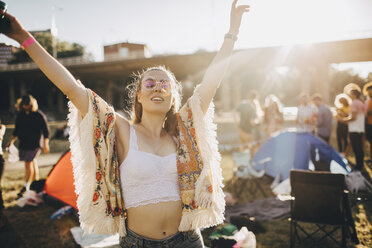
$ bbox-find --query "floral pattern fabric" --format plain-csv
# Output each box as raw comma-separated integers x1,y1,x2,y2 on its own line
176,102,204,211
90,91,126,217
69,87,223,235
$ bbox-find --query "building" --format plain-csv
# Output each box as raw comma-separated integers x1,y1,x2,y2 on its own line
104,42,151,61
0,43,18,66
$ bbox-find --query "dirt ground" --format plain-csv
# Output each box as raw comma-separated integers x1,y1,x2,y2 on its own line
0,154,371,248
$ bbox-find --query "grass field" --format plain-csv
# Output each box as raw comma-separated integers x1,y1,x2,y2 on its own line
0,154,371,248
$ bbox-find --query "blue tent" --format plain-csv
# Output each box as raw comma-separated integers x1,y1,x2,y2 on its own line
252,130,351,180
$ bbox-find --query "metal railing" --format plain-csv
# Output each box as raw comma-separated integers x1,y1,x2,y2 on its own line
0,56,94,72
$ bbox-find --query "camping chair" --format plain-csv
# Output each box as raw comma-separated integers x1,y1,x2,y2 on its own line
230,150,270,201
289,170,359,248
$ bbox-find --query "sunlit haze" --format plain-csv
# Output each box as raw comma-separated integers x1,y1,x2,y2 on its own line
1,0,371,69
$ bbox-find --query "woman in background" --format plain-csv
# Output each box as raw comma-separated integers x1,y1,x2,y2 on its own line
263,94,283,137
342,84,365,171
334,93,351,156
7,95,50,197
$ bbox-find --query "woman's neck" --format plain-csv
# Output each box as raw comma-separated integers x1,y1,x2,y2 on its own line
138,112,166,138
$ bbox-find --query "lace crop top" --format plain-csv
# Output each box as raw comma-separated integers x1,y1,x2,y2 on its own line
119,126,181,209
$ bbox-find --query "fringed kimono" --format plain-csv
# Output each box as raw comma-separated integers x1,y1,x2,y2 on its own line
68,83,225,236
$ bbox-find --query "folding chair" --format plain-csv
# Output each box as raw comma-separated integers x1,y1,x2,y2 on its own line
229,150,269,201
289,170,358,248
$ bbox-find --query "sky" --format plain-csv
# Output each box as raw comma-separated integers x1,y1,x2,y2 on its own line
1,0,372,76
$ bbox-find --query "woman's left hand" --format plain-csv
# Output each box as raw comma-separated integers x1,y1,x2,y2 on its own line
229,0,250,35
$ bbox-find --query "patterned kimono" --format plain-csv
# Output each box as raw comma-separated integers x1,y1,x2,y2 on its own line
68,83,225,236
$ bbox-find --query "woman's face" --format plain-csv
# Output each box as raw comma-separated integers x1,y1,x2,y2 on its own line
137,70,174,115
22,104,32,112
339,98,348,106
300,95,308,105
269,100,277,109
348,91,357,100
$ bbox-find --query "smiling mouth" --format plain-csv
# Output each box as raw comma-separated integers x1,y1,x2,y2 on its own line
151,96,164,102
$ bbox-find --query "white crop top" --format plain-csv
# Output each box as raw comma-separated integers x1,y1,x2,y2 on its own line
119,126,181,209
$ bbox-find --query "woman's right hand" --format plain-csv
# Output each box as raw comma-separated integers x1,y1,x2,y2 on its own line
0,10,29,43
1,9,89,116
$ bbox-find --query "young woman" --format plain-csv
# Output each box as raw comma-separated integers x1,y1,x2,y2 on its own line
342,85,365,171
7,95,50,197
263,94,283,137
1,1,249,247
334,93,351,154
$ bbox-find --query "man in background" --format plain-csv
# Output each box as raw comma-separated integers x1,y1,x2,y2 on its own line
312,93,333,143
0,120,6,227
235,90,263,156
296,92,318,133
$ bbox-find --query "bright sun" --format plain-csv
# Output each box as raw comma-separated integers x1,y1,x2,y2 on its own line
236,0,351,47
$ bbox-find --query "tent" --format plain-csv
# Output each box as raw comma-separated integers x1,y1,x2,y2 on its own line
252,130,351,180
44,150,78,209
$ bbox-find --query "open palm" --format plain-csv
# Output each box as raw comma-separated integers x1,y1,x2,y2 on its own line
229,0,250,35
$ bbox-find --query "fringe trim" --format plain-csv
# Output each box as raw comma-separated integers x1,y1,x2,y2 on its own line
178,85,225,230
178,208,224,232
67,88,126,236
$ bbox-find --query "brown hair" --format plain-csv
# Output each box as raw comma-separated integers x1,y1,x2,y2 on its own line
311,93,322,101
127,66,182,136
15,95,38,112
350,89,361,98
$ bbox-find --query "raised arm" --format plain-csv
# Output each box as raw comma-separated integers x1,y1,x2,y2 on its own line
1,11,89,116
197,0,249,114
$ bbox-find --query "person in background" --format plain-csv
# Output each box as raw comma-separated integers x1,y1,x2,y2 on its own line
296,92,318,133
235,91,256,150
263,94,283,137
311,93,333,143
342,84,365,171
248,90,264,155
235,90,263,155
7,95,50,197
0,120,6,222
334,93,351,156
363,82,372,163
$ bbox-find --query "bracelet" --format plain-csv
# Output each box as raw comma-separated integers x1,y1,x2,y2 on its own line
224,33,238,41
21,37,36,49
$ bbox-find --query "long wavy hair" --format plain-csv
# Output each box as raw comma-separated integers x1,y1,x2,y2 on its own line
127,66,182,136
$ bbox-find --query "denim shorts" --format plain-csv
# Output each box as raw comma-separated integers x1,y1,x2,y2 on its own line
119,228,204,248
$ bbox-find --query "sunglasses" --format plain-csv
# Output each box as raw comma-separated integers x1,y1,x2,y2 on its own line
142,78,171,91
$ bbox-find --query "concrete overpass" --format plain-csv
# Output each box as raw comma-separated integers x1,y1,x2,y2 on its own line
1,38,371,122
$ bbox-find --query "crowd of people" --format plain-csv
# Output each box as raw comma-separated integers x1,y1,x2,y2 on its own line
234,82,372,172
234,90,283,157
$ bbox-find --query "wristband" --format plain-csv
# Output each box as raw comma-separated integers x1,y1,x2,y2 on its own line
224,33,238,42
21,37,36,49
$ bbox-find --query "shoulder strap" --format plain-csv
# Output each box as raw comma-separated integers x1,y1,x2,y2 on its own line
129,125,139,150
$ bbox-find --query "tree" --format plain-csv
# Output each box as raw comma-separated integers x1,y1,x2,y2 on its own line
9,31,87,63
57,41,85,58
328,67,367,101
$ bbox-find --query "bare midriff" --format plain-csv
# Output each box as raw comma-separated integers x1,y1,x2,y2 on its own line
126,200,183,239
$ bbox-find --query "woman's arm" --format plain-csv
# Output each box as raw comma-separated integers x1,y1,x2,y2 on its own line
6,136,17,148
197,0,249,114
1,11,89,116
342,111,357,123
